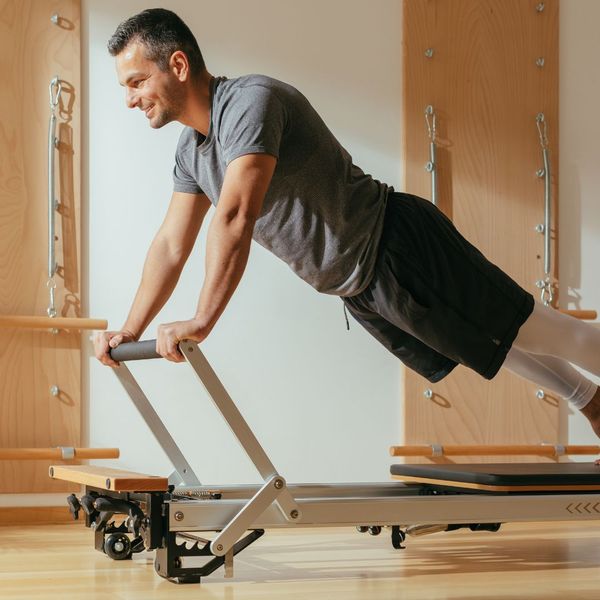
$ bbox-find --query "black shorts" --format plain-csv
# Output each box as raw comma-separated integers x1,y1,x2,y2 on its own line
343,192,535,383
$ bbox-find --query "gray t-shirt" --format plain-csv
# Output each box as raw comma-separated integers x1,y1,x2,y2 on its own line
173,74,389,296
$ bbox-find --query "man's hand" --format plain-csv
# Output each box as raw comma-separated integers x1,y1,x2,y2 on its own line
156,318,210,362
94,330,137,367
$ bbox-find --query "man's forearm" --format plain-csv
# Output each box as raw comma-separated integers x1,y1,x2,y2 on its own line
122,237,188,338
194,211,255,334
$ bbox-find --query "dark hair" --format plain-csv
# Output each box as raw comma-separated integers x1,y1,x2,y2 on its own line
107,8,205,75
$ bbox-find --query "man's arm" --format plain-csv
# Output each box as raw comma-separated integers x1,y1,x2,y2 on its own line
155,153,277,361
95,191,211,366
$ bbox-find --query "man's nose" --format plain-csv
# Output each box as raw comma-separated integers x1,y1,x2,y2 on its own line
126,88,139,109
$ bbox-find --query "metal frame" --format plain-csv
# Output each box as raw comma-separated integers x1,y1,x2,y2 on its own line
165,484,600,531
95,340,600,583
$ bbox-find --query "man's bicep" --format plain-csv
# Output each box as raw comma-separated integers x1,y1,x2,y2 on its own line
218,153,277,220
158,191,212,254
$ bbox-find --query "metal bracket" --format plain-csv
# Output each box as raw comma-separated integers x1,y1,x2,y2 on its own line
210,475,285,557
430,444,444,458
59,446,75,460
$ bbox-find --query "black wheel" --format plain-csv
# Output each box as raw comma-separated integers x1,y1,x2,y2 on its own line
391,526,406,549
104,533,132,560
356,526,369,533
368,526,382,536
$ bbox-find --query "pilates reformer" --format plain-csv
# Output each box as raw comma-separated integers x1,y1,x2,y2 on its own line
51,340,600,584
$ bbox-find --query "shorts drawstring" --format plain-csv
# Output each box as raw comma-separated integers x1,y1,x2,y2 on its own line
343,303,350,330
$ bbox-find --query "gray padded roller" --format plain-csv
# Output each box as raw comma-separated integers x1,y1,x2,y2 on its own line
110,340,161,362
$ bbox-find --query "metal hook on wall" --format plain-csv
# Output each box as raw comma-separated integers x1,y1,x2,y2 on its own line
534,112,553,306
425,105,438,206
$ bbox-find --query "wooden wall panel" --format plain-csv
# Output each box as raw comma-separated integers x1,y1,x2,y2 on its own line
402,0,559,462
0,0,81,492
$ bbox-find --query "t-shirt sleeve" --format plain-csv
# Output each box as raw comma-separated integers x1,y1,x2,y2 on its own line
173,133,203,194
218,85,286,165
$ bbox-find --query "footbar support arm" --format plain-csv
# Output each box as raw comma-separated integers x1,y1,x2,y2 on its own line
179,342,302,524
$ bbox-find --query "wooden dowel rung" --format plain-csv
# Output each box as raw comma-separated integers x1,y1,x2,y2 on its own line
0,315,108,331
0,448,120,460
389,445,600,457
559,309,597,320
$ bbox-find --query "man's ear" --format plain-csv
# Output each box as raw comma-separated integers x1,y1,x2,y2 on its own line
170,50,189,82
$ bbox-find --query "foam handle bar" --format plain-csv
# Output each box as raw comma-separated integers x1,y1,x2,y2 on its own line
110,339,161,362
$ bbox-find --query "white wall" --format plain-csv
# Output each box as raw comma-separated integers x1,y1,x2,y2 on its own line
84,0,403,485
560,0,600,446
80,0,600,490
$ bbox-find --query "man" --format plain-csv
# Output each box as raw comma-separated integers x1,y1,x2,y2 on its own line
95,8,600,439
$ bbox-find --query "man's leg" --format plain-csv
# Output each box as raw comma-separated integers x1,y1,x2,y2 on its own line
514,302,600,377
503,346,600,437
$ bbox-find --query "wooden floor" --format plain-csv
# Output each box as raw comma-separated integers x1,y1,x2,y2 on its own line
1,521,600,599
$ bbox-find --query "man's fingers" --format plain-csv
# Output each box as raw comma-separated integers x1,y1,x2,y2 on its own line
156,331,185,363
93,331,124,368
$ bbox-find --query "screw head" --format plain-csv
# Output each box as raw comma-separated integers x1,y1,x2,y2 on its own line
424,389,433,399
174,511,184,522
536,389,546,399
424,48,434,58
216,544,224,552
274,478,284,490
290,510,299,519
536,2,545,12
536,57,545,68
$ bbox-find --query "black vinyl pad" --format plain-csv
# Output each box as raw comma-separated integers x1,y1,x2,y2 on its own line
390,462,600,488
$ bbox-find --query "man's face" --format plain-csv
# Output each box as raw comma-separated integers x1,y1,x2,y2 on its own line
116,42,185,129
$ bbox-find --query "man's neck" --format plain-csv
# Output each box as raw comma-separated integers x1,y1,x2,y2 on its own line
179,71,214,135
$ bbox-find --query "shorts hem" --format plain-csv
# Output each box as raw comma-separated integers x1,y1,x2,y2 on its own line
481,292,536,380
426,360,459,383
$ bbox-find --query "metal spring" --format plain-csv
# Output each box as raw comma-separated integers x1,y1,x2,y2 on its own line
171,488,220,499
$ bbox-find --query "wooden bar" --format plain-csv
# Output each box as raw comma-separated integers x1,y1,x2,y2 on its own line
49,465,168,492
389,445,600,457
0,316,107,330
559,309,597,320
0,448,119,461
